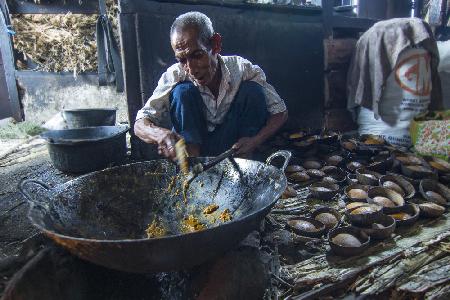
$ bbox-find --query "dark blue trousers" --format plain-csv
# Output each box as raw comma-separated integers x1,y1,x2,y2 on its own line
169,81,268,156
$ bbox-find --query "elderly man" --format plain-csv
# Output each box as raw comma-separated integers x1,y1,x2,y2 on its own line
134,11,288,159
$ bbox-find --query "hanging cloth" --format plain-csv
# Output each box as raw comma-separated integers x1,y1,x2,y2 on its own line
96,0,124,92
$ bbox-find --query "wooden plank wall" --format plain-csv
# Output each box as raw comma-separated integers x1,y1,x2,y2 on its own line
323,38,358,132
0,48,12,119
0,8,22,121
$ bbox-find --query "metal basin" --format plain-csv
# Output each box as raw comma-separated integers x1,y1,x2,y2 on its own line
63,108,117,129
41,125,128,173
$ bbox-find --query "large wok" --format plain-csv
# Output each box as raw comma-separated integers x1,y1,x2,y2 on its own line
19,151,290,273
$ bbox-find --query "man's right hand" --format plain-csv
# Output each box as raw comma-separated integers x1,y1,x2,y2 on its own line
156,130,179,160
134,118,180,160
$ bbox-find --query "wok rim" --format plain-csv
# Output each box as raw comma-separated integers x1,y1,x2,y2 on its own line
40,125,129,145
28,158,287,244
63,108,118,112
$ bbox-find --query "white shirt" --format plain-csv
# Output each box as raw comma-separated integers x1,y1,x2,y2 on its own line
135,55,287,132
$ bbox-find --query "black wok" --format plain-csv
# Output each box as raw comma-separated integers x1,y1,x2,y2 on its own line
19,151,290,273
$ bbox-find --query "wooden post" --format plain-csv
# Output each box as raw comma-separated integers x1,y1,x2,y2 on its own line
322,0,334,38
414,0,424,18
0,7,22,121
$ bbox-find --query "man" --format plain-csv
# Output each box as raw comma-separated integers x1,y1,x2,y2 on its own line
134,11,288,159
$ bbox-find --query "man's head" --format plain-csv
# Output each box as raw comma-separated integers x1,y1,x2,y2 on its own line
170,12,222,86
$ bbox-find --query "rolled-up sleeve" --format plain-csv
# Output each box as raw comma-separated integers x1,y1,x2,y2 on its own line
240,58,287,114
135,64,184,128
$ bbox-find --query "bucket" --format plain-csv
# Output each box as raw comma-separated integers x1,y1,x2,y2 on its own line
62,108,117,129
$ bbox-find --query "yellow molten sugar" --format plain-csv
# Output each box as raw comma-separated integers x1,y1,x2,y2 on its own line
364,137,383,145
429,161,448,171
182,180,189,202
389,212,411,221
175,139,189,175
167,176,177,192
289,132,304,139
182,215,206,232
203,204,219,214
219,209,232,222
145,220,166,238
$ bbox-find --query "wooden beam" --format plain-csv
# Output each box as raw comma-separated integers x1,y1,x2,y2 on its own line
324,38,357,69
119,0,322,15
322,0,334,37
7,0,99,14
332,15,377,30
119,13,141,133
325,70,348,109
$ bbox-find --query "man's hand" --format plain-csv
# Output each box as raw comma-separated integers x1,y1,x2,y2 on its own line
232,111,288,158
134,118,180,160
156,130,179,160
232,136,261,157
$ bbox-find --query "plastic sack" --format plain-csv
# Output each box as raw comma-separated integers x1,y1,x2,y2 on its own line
358,47,432,147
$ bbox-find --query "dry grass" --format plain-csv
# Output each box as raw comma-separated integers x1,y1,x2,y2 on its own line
12,13,98,73
0,121,44,139
10,0,119,74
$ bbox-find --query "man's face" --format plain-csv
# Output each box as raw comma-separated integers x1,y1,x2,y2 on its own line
171,27,218,86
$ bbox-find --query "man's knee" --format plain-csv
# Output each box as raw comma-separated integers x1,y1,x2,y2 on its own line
236,81,266,107
170,81,199,106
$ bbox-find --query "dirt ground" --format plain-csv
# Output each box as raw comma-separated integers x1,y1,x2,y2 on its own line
0,139,73,257
1,135,449,299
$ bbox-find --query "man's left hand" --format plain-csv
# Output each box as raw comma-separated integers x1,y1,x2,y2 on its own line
232,136,261,156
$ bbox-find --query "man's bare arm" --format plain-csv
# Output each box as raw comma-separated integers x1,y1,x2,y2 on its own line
134,118,179,159
233,110,288,155
254,110,288,145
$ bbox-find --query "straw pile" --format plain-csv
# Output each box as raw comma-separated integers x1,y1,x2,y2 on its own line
10,0,119,74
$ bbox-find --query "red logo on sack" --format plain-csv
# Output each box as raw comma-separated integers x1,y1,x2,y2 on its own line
395,53,431,96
